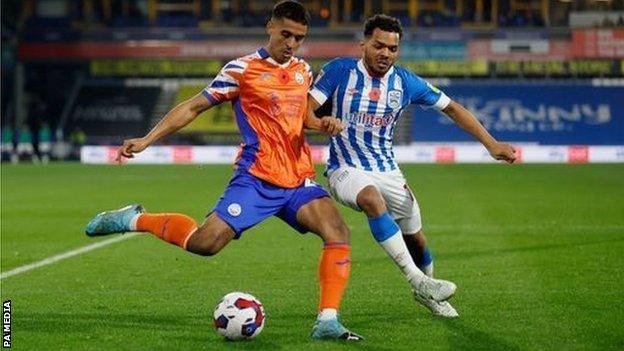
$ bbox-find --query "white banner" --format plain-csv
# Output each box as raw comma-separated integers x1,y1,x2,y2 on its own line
81,144,624,165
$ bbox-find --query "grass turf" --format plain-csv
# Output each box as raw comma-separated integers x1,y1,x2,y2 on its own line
1,163,623,350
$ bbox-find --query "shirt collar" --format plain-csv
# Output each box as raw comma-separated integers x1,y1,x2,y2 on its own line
257,47,293,68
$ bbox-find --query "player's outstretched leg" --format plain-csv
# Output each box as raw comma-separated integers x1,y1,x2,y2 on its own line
86,204,201,251
357,186,456,302
295,197,363,341
86,206,235,256
405,232,458,318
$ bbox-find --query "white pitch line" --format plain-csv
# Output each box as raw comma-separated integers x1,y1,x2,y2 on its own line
0,233,139,280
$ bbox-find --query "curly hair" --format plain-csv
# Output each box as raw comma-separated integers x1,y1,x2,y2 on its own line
364,14,403,39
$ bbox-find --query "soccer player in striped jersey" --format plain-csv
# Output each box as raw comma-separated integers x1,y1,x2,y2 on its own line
306,14,516,317
85,1,365,340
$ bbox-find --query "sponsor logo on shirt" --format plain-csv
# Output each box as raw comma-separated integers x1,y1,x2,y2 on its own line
345,111,395,128
304,178,319,187
347,88,360,96
260,72,273,81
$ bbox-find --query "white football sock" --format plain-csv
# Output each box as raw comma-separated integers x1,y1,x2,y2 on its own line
129,213,142,231
421,262,434,277
380,231,427,286
317,308,337,321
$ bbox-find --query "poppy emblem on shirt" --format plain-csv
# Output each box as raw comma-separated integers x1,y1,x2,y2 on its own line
278,70,290,84
369,88,381,101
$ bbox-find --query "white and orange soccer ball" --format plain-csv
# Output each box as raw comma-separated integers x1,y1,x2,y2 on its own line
213,292,265,340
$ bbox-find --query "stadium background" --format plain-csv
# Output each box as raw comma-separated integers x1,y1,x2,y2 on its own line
2,0,623,164
1,1,624,350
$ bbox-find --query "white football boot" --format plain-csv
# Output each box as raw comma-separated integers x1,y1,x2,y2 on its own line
411,276,456,302
413,292,459,318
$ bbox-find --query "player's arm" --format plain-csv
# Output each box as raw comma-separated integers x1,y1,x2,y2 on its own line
305,59,344,136
442,100,516,163
305,95,343,136
116,93,213,162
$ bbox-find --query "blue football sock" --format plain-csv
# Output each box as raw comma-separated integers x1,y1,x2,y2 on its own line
367,212,400,242
418,248,433,268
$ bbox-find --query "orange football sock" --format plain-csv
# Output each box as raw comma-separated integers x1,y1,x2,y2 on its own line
318,242,351,311
136,213,198,249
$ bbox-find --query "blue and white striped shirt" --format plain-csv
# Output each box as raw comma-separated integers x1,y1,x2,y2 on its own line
310,57,450,173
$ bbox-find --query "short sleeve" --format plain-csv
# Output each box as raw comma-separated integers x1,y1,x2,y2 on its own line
309,59,344,105
202,59,246,104
404,70,450,110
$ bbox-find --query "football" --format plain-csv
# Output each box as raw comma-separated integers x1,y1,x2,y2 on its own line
213,292,265,340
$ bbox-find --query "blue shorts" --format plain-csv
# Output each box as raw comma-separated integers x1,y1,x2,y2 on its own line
213,170,329,239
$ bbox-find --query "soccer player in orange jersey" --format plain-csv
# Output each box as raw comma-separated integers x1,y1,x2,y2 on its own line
85,1,362,341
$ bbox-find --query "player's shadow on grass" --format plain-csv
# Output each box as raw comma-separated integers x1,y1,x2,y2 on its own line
438,319,522,351
359,236,624,265
441,236,624,262
20,311,288,349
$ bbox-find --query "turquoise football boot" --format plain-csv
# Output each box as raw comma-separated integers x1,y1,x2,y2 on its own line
85,204,145,237
311,318,363,341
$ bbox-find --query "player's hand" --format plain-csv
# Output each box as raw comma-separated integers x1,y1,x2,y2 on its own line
115,137,150,163
319,116,344,136
487,142,516,164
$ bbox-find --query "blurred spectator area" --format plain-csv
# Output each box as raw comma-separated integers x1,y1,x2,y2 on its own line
3,0,623,149
8,0,624,33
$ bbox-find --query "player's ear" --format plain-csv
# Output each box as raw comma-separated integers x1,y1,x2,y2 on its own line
266,19,274,35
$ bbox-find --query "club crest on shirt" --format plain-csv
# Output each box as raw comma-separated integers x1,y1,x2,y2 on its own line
387,89,402,109
295,72,305,85
228,203,242,217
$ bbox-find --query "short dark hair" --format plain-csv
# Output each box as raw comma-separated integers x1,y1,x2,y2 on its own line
272,1,310,26
364,14,403,39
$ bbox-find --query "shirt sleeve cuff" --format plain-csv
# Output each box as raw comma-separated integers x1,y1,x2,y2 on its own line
202,89,221,105
434,93,451,110
309,88,328,106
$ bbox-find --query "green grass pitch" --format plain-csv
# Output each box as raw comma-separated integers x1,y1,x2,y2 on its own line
1,163,623,350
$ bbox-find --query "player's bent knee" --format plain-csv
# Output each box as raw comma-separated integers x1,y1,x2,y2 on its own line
356,186,386,216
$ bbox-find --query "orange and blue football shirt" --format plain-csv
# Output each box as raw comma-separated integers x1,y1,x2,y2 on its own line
202,48,315,188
